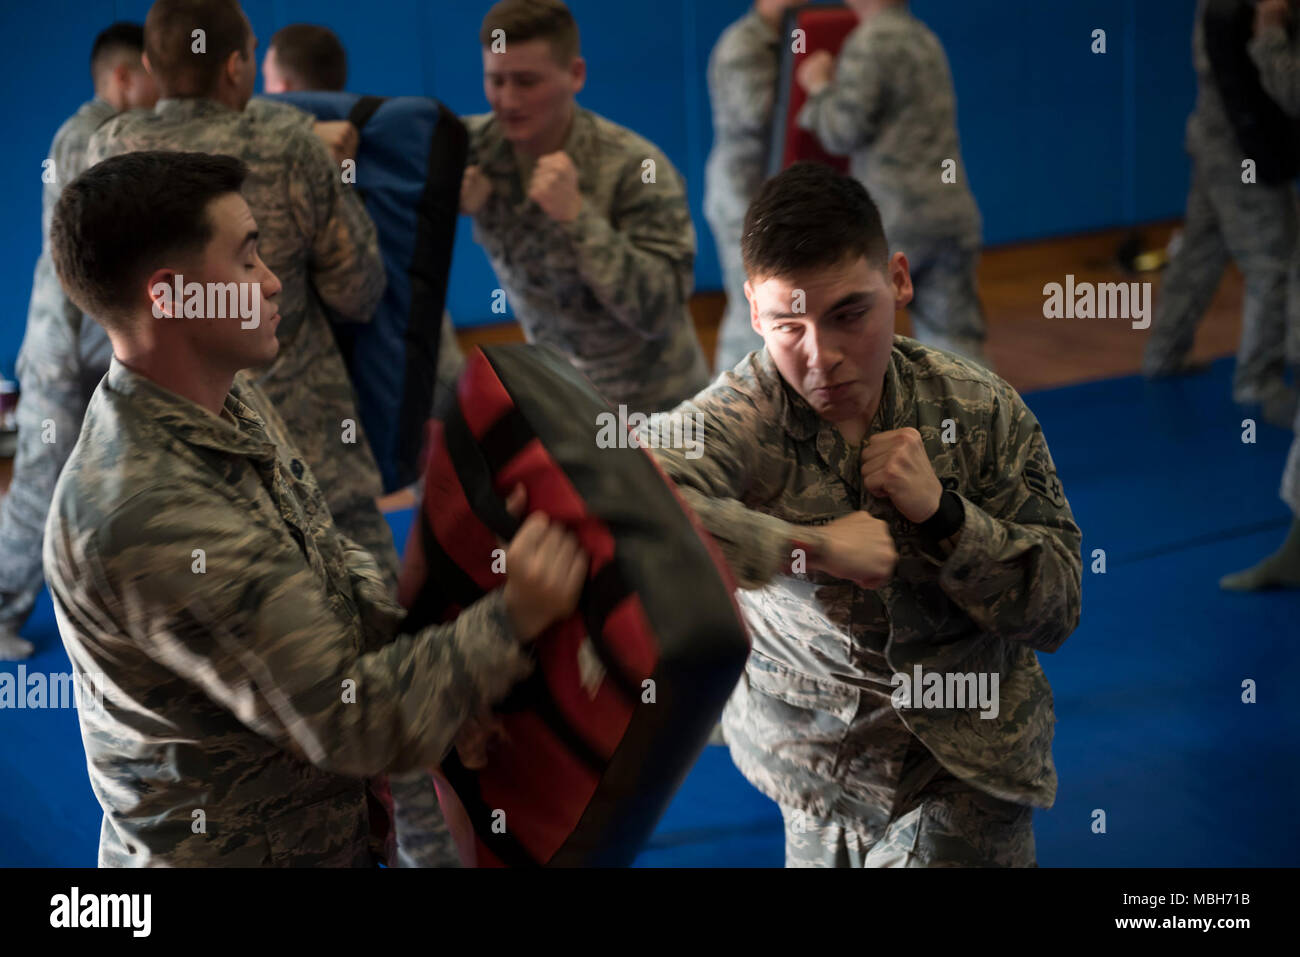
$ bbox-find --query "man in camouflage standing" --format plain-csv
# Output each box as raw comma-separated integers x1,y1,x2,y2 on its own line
646,164,1081,867
459,0,709,413
1222,0,1300,590
0,23,158,660
87,0,397,587
794,0,989,366
43,150,587,866
1143,0,1300,428
705,0,806,373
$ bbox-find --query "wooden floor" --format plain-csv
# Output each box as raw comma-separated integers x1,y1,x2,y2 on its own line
0,221,1246,499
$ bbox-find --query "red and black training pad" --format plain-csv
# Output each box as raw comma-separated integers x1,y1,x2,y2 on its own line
766,3,858,175
396,344,750,867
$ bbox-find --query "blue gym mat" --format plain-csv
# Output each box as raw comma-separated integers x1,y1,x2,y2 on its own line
2,357,1297,867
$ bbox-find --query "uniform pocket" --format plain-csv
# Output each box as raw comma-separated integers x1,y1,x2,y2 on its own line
744,652,858,726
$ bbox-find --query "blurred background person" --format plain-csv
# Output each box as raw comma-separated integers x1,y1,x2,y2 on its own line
705,0,807,373
0,22,157,660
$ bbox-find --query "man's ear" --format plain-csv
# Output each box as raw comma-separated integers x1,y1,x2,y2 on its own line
147,269,178,319
142,51,153,76
746,279,764,335
223,48,243,89
889,251,914,310
569,56,586,96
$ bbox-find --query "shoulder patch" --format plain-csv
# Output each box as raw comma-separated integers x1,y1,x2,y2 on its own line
1023,464,1066,508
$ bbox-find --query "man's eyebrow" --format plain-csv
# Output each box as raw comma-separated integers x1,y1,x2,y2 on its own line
761,290,875,320
238,230,258,251
825,291,874,313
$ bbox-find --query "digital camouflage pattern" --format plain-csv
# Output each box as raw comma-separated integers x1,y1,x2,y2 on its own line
464,107,709,412
795,7,986,359
644,337,1081,863
0,98,116,644
704,9,779,371
1251,15,1300,512
780,737,1035,867
1143,0,1295,403
43,359,534,866
86,97,399,585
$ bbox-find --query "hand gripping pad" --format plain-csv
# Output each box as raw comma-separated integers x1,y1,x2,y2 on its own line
397,344,750,866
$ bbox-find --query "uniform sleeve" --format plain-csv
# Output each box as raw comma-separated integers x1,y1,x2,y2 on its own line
934,387,1083,654
795,29,888,155
83,486,534,777
644,387,802,589
1249,24,1300,118
559,149,696,341
710,24,778,137
289,130,387,323
338,533,407,652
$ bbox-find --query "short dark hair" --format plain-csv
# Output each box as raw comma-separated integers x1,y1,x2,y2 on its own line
270,23,347,91
90,22,146,79
51,151,249,329
145,0,250,98
741,162,890,281
480,0,580,64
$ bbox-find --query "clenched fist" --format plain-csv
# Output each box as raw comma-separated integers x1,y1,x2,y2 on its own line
1256,0,1290,35
454,709,508,770
808,511,897,588
860,428,943,524
795,50,834,95
527,151,582,223
460,165,492,216
313,121,359,166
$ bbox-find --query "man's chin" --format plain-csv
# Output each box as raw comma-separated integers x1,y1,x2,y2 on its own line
242,344,279,372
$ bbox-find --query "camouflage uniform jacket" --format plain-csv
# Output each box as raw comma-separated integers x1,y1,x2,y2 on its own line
86,98,399,584
647,338,1081,828
464,107,709,412
795,6,981,252
43,359,533,866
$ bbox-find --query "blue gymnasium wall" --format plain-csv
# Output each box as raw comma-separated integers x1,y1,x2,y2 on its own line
0,0,1196,375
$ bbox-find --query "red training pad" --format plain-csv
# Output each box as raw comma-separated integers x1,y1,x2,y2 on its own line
398,344,749,867
769,4,858,175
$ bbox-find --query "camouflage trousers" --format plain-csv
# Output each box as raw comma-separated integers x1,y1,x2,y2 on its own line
896,235,990,368
708,219,765,374
1142,158,1297,404
0,292,112,636
779,739,1035,868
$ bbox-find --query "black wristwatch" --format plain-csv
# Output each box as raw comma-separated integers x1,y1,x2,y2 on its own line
918,489,964,543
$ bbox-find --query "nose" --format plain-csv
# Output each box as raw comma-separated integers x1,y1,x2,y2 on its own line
496,81,521,113
260,263,282,301
804,324,842,372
